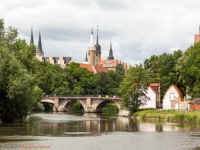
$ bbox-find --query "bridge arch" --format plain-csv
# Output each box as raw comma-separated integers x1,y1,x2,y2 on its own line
40,99,55,111
65,100,85,112
41,96,130,116
58,99,85,112
95,100,120,113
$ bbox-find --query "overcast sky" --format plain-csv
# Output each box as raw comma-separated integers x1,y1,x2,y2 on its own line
1,0,200,66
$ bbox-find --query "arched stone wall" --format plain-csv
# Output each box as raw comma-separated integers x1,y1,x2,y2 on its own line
95,100,120,113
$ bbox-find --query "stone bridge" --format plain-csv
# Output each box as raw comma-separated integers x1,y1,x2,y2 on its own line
41,96,130,116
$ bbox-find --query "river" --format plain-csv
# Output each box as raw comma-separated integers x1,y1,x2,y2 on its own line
0,112,200,150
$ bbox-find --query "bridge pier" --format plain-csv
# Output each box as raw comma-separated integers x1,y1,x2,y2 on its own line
84,106,95,113
53,98,59,112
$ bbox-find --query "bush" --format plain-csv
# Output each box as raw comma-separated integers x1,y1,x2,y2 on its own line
72,101,83,112
102,103,119,112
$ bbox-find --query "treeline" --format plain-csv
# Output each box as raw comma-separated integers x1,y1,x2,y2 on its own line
0,19,124,122
1,19,200,122
35,62,124,96
120,42,200,112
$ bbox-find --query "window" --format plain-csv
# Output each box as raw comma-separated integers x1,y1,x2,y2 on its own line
169,92,174,100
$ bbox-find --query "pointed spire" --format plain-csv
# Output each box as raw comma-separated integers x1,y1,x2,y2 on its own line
37,30,43,53
85,51,88,62
95,26,101,52
30,27,34,45
108,41,114,60
96,27,99,44
89,28,95,49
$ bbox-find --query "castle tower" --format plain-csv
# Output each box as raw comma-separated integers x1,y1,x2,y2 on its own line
108,41,114,60
30,27,34,45
95,28,101,65
36,31,44,57
88,28,96,65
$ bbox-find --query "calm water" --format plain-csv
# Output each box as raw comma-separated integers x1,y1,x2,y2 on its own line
0,112,200,150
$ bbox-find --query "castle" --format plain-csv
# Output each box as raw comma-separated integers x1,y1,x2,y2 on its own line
31,27,131,71
31,28,72,68
85,28,131,71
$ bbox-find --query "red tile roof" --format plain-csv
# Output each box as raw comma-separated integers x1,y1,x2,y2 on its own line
194,34,200,44
94,65,108,73
79,63,108,74
149,83,160,94
150,83,160,86
79,63,94,73
98,60,105,66
163,84,184,101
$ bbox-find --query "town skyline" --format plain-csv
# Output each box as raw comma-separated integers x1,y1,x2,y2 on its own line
1,0,200,65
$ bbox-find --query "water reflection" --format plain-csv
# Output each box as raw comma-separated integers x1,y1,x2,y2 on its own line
0,112,199,137
1,112,200,150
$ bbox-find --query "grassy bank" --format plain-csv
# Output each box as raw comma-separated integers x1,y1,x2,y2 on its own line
133,109,200,124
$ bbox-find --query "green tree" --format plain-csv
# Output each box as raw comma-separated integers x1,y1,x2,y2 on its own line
0,46,35,122
34,62,70,96
116,64,125,76
66,62,94,95
177,43,200,98
106,70,123,95
0,19,40,122
157,51,184,99
144,51,184,99
119,64,150,112
94,72,110,95
144,55,159,83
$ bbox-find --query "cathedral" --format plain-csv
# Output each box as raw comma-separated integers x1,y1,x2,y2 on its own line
31,27,131,71
31,27,72,68
85,28,131,71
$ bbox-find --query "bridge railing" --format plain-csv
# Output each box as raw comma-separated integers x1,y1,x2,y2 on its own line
44,94,122,98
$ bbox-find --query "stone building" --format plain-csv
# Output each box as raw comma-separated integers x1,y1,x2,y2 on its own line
87,28,101,66
31,27,130,70
31,28,72,68
85,29,131,71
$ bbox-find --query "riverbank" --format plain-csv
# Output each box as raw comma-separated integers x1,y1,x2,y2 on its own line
133,109,200,123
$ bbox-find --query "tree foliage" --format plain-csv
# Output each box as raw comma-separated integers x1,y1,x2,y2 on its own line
144,50,184,100
157,50,184,99
119,64,150,112
0,19,41,122
0,46,34,122
94,70,123,96
176,42,200,98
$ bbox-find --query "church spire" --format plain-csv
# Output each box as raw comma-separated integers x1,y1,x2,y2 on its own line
30,27,34,45
95,27,101,52
96,28,99,44
85,51,88,62
89,28,95,49
36,30,44,54
108,41,114,60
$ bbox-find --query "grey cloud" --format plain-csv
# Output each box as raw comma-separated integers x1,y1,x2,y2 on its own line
2,0,200,66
